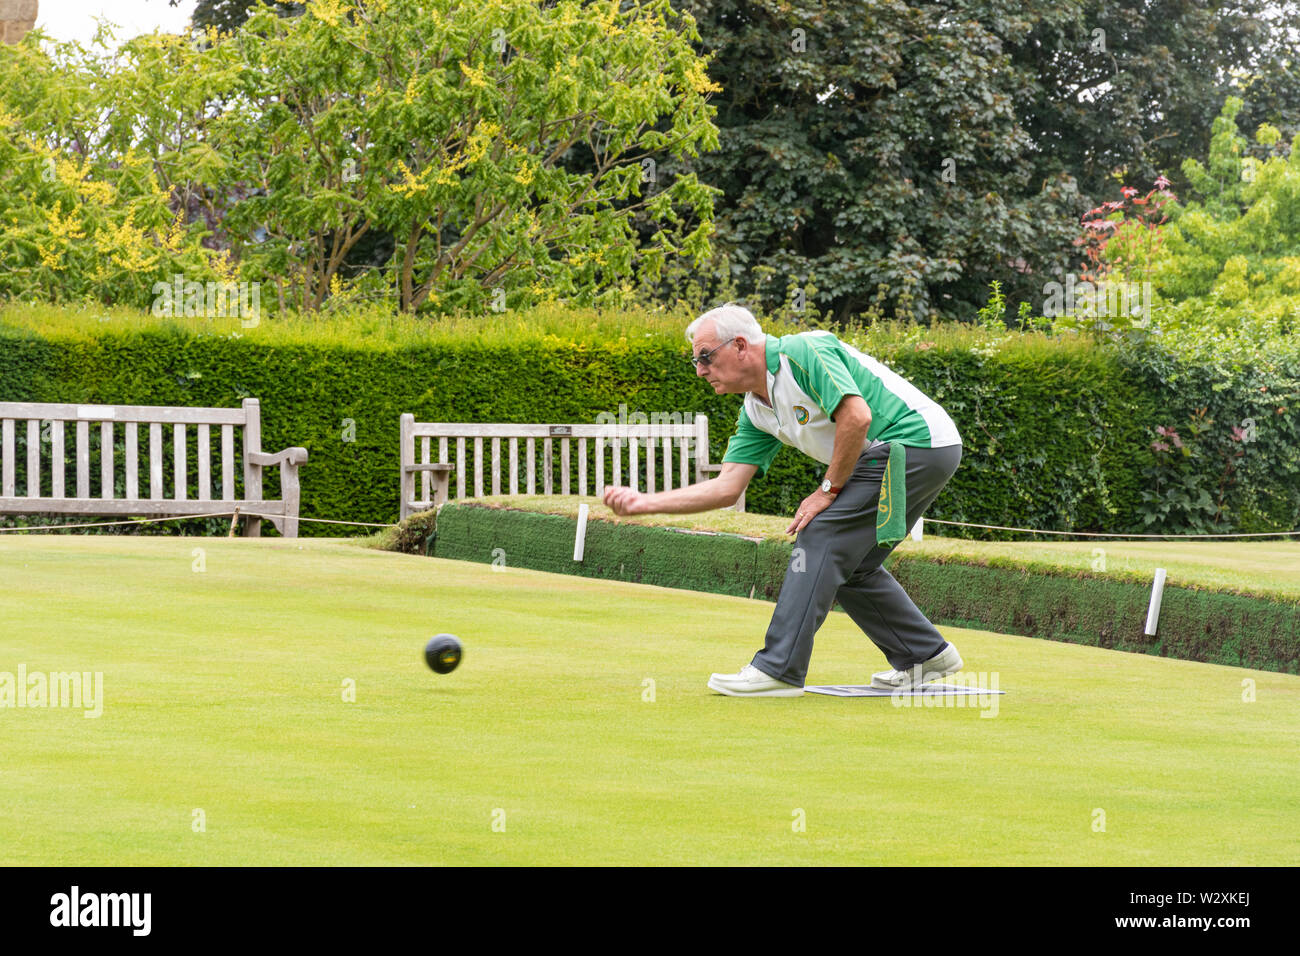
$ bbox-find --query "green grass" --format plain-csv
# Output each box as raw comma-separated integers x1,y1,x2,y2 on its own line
410,496,1300,601
1,535,1297,865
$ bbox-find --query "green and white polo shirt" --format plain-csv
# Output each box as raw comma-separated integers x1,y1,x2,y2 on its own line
720,331,962,479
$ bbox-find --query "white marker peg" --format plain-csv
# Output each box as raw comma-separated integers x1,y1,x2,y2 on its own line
1144,567,1167,636
574,503,590,561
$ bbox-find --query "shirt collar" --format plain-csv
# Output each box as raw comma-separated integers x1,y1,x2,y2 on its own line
764,334,780,375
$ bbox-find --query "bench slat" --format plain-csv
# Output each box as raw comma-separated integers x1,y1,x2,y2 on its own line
198,424,210,500
509,437,518,494
543,437,552,495
694,415,710,483
149,422,162,499
421,435,431,506
173,423,186,500
76,420,89,499
595,437,604,497
647,437,655,494
100,421,113,499
0,402,246,425
578,439,587,496
51,421,64,498
221,424,235,500
456,438,466,499
629,436,637,492
526,438,535,494
26,420,40,497
242,398,262,504
561,437,570,495
473,436,483,498
126,423,139,499
491,437,500,495
1,419,13,497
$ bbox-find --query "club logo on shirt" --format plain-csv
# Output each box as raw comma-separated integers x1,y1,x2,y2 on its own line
793,405,810,425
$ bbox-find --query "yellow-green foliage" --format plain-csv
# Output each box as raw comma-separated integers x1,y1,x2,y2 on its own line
1146,97,1300,336
0,0,721,316
0,34,225,306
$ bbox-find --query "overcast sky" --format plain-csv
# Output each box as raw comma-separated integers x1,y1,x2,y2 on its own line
33,1,199,49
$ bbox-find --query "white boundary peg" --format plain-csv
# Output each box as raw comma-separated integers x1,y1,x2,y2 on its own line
574,502,589,561
1145,567,1167,636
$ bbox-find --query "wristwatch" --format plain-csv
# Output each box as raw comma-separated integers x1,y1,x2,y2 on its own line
820,479,843,495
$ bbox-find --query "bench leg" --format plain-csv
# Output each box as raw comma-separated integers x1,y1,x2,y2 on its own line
242,514,262,537
279,461,302,537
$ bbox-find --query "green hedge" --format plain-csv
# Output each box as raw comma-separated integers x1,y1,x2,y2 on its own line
1,303,1297,537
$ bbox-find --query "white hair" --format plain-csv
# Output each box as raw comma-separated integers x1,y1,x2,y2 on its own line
685,302,764,346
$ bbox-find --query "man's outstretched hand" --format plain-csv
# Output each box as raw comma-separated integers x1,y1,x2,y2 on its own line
603,486,647,516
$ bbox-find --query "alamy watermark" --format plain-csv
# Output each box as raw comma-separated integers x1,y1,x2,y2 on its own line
1042,276,1152,324
890,670,1001,717
594,404,703,453
49,886,150,936
151,274,261,328
1,665,103,718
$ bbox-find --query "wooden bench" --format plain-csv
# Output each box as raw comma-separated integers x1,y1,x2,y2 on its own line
399,414,745,519
0,399,308,537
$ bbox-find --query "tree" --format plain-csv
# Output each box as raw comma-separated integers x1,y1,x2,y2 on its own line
3,0,721,315
0,25,227,304
1148,96,1300,336
169,0,306,35
660,0,1300,325
663,0,1081,324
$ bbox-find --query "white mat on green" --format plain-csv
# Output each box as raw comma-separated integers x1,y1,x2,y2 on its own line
805,683,1005,697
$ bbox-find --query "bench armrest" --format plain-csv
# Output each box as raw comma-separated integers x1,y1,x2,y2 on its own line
249,447,309,469
246,447,307,537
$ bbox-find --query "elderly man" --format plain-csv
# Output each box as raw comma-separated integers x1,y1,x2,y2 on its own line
602,303,965,697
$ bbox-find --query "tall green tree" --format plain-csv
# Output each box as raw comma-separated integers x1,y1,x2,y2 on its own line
658,0,1079,324
1146,97,1299,335
3,0,721,315
169,0,306,35
662,0,1299,325
1007,1,1298,216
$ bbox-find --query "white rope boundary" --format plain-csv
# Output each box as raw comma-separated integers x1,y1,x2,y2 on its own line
923,518,1300,540
0,508,1296,540
0,510,393,533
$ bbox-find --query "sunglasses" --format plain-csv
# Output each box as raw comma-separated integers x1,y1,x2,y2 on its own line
690,337,737,368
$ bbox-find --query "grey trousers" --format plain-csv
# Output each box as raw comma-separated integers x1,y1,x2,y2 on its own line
751,442,963,687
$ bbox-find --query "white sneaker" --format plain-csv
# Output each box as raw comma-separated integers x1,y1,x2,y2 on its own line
708,664,804,697
870,642,963,690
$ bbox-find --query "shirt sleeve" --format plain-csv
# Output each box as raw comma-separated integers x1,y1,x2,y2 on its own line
720,405,783,479
783,335,863,420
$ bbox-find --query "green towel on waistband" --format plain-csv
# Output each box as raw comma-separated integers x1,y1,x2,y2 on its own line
876,441,908,547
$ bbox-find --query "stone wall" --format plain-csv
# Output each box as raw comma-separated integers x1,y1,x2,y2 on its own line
0,0,38,45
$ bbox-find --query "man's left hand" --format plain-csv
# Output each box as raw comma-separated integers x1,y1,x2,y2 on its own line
786,489,836,535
